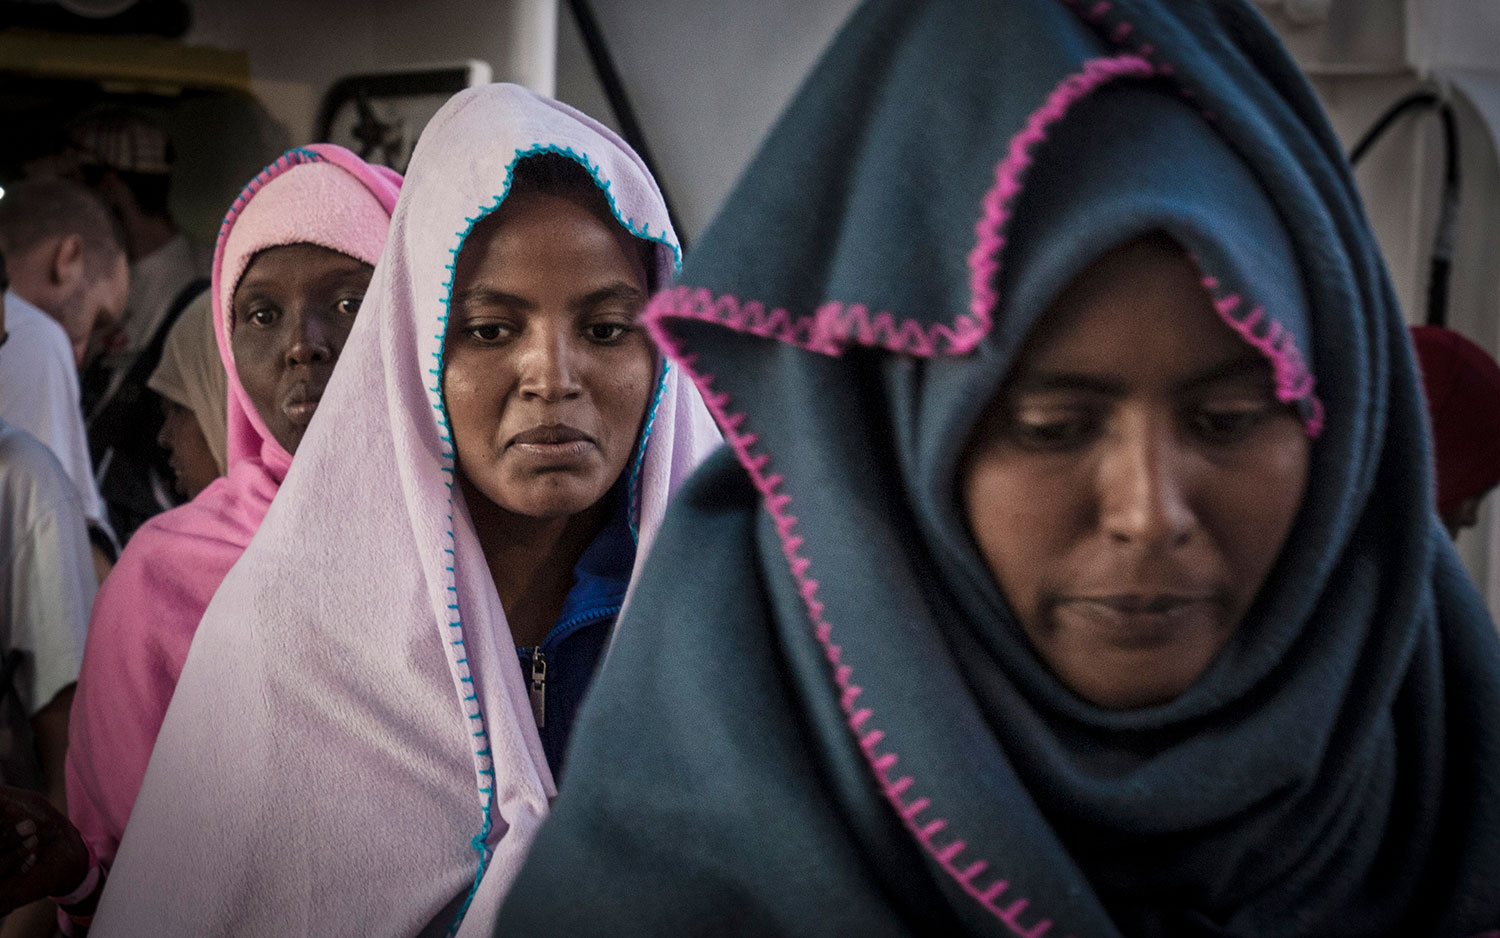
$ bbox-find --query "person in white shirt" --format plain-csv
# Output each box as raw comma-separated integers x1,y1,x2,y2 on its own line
0,417,92,750
0,179,126,557
0,418,95,938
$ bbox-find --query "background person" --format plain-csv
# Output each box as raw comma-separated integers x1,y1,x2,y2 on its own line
0,143,400,938
66,109,210,542
0,259,94,938
0,419,94,938
145,291,227,499
0,177,126,562
66,109,207,402
64,143,401,883
1410,324,1500,537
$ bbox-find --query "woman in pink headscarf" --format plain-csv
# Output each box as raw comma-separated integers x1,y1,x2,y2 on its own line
0,144,400,932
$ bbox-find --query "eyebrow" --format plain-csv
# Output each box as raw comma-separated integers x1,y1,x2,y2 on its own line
573,283,647,311
452,287,534,312
1175,355,1275,394
451,281,646,314
1007,353,1273,397
235,263,372,299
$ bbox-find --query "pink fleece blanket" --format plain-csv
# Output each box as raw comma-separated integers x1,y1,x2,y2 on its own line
66,144,401,867
93,85,720,937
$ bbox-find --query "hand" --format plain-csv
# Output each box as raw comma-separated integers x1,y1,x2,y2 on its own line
0,786,90,915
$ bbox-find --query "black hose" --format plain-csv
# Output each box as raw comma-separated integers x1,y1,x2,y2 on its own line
1349,90,1460,327
565,0,687,250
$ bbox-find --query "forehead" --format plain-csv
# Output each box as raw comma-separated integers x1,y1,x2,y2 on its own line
235,244,370,294
453,190,644,290
1008,238,1269,388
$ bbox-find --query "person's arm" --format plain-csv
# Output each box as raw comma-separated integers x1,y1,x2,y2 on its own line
0,434,100,936
0,784,95,937
86,525,115,588
32,685,73,812
88,545,112,590
0,685,87,938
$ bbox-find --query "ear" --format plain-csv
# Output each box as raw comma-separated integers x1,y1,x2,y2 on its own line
50,234,86,290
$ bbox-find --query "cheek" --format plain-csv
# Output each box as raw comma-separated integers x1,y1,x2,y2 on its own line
166,417,190,450
326,316,359,357
159,410,184,447
173,415,209,456
1215,434,1311,588
441,358,488,441
231,333,279,403
188,424,217,465
596,344,656,442
961,452,1081,607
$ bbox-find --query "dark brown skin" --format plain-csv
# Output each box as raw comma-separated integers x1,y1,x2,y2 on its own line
444,190,654,647
230,244,373,456
156,400,221,499
0,687,90,936
961,237,1311,709
0,787,88,918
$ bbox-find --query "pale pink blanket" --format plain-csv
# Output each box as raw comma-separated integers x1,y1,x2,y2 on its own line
93,85,719,937
66,144,401,867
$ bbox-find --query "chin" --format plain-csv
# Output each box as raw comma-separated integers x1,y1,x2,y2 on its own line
1060,658,1211,709
492,475,613,521
1079,679,1191,710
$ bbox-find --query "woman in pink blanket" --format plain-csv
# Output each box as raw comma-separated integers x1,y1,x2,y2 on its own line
0,144,400,930
81,83,718,937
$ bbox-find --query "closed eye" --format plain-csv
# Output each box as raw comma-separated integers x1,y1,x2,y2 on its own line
1189,405,1275,444
1004,410,1101,452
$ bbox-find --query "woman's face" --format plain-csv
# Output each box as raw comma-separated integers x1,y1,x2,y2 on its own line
230,244,373,455
960,238,1311,709
156,399,220,498
443,189,655,521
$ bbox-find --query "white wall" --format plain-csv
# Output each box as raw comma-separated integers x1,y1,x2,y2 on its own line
185,0,556,147
1270,0,1500,615
554,0,861,241
162,0,554,243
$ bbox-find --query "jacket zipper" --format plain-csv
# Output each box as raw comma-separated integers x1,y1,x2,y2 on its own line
523,602,622,733
528,648,547,729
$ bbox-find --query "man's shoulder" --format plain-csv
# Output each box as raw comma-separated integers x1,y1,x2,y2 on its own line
0,422,80,520
2,292,72,361
0,294,80,423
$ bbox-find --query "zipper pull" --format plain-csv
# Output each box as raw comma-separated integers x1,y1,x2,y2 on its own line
528,648,547,729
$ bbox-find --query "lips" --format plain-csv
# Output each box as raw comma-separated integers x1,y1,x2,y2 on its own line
505,423,597,465
1058,594,1220,649
282,380,327,426
1080,594,1212,614
509,424,592,447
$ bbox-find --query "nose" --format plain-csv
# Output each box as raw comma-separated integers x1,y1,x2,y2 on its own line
516,324,582,403
1097,411,1196,549
284,308,334,367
